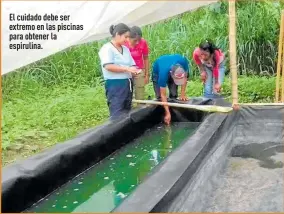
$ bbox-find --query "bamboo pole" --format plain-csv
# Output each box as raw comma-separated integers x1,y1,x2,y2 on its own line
133,99,233,113
239,103,284,106
276,10,284,102
281,35,284,102
229,0,238,106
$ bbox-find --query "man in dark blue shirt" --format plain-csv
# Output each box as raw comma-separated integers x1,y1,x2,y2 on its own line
151,54,190,125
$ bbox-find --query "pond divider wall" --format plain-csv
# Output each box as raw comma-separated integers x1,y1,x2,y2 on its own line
113,111,229,212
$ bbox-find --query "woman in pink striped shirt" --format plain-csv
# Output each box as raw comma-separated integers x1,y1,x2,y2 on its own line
193,40,226,98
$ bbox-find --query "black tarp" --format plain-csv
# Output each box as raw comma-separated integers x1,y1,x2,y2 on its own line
1,98,211,213
4,98,282,213
114,105,284,213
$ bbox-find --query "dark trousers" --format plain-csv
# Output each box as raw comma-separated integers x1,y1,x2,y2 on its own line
152,72,178,100
105,78,133,120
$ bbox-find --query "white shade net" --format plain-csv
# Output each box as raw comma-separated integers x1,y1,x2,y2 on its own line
1,1,216,75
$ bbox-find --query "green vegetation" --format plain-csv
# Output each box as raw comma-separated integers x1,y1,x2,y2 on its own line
2,1,283,166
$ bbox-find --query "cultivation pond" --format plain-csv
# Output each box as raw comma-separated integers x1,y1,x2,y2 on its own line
25,122,200,213
204,143,284,212
179,142,284,212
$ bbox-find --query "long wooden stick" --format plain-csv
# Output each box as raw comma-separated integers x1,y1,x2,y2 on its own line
133,99,233,113
281,12,284,102
229,0,238,105
281,36,284,102
276,10,284,102
239,103,284,106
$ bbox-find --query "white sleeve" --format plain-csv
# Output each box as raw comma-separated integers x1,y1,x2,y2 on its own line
98,44,114,66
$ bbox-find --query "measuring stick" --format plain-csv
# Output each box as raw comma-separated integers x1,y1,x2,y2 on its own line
133,99,233,113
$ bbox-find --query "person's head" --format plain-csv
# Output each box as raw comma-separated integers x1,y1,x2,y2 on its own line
128,26,142,46
170,64,187,86
199,40,217,61
109,23,130,45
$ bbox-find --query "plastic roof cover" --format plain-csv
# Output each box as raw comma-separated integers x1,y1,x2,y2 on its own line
2,1,216,75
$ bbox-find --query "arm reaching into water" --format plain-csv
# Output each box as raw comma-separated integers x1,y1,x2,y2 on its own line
156,63,171,125
160,87,171,125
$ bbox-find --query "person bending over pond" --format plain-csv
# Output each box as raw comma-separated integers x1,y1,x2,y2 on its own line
193,40,226,98
98,23,140,120
152,54,190,125
125,26,150,100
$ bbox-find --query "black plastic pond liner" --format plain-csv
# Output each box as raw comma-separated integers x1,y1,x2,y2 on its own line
114,105,284,213
5,98,282,213
1,98,213,213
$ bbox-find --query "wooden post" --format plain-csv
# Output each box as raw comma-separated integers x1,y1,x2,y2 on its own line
281,33,284,103
229,0,238,105
276,10,284,103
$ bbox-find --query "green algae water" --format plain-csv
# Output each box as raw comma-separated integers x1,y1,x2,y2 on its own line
25,122,200,213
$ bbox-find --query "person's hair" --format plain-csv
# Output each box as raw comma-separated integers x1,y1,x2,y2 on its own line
129,26,142,39
199,39,218,54
109,23,130,37
199,39,219,64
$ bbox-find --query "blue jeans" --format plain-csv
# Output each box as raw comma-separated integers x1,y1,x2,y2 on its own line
152,72,178,100
203,61,226,98
105,78,133,120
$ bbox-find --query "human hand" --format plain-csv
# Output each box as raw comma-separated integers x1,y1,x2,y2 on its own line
127,66,140,76
144,76,149,85
179,95,189,101
164,112,171,125
232,104,240,111
200,71,207,83
214,83,221,93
